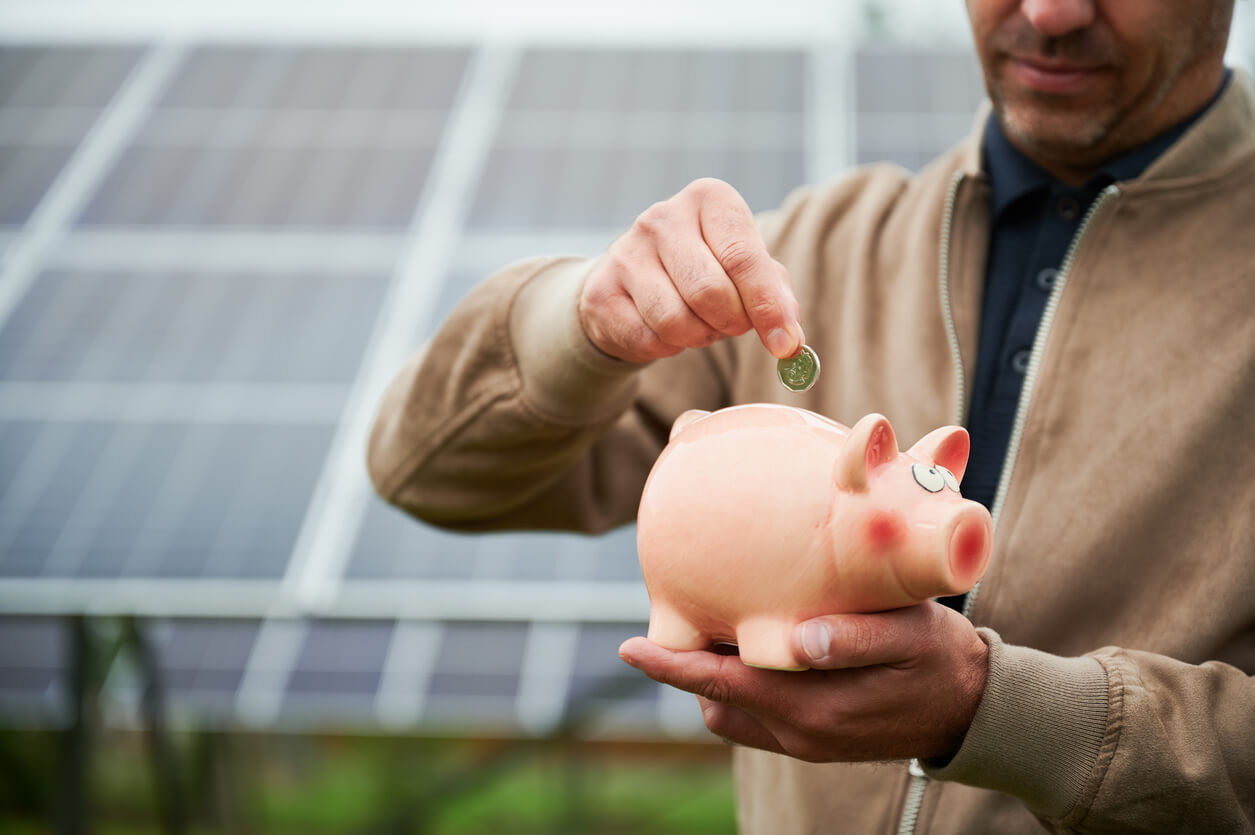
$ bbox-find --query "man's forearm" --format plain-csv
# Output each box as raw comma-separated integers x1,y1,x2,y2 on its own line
367,254,713,533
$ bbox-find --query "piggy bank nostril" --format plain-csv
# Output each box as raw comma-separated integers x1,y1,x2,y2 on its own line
949,517,991,584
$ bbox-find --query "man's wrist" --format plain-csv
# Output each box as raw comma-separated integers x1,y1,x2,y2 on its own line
921,629,1109,821
932,628,991,764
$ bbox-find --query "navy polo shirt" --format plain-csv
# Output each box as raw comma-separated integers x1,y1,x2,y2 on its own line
940,72,1230,611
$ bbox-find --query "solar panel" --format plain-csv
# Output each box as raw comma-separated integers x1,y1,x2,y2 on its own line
0,421,332,579
281,618,394,723
152,618,261,721
469,48,806,232
0,268,389,382
0,616,67,727
0,47,143,228
854,47,985,171
0,38,983,740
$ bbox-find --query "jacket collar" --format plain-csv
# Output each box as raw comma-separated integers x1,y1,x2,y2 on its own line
1143,67,1255,182
957,67,1255,187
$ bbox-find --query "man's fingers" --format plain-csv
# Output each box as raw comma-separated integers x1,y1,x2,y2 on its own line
619,256,722,350
618,636,723,695
691,180,803,358
580,178,803,363
652,215,753,337
793,605,939,670
618,637,767,709
696,697,787,754
579,281,683,364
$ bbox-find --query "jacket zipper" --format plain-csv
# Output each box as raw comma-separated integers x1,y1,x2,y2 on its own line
938,170,968,428
961,182,1119,616
897,169,965,835
898,178,1121,834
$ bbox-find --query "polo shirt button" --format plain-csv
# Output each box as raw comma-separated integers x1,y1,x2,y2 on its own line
1011,349,1032,375
1057,196,1081,221
1036,267,1058,290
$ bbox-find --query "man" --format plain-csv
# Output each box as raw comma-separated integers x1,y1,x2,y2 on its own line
369,1,1255,831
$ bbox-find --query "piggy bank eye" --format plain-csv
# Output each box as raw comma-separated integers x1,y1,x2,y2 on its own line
938,466,960,492
912,463,945,493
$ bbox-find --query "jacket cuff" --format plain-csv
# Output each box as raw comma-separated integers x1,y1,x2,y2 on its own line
921,628,1109,822
508,256,642,423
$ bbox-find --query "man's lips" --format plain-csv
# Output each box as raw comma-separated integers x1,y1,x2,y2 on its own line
1007,56,1107,95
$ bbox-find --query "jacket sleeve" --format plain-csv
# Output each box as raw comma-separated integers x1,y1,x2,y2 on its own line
366,253,733,534
923,630,1255,832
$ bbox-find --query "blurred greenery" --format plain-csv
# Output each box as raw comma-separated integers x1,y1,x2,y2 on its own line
0,728,737,834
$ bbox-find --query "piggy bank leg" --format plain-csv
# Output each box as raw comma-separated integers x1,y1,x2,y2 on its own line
647,602,708,652
735,617,806,671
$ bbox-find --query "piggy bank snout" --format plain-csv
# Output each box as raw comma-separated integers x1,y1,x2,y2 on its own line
946,506,992,591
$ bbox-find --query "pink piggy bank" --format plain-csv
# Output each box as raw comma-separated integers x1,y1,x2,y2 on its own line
636,404,992,670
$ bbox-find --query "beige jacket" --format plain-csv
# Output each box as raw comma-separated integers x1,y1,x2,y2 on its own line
369,70,1255,832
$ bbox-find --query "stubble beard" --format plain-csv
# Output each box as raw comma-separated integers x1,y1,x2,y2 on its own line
991,76,1124,163
983,7,1232,173
984,23,1128,165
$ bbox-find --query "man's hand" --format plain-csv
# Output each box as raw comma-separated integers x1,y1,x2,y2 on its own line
619,602,989,763
579,177,804,364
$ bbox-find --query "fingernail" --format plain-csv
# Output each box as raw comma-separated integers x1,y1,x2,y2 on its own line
766,328,793,358
801,622,830,662
789,321,806,349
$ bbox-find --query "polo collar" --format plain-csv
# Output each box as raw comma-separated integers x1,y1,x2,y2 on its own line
980,69,1233,220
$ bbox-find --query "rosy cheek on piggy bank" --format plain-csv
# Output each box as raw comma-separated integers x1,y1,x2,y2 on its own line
636,405,993,671
865,510,905,549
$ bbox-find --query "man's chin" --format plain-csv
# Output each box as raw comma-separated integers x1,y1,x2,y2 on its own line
997,106,1112,161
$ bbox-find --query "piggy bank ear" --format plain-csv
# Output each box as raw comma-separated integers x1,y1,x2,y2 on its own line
834,413,899,492
669,409,711,441
907,425,971,483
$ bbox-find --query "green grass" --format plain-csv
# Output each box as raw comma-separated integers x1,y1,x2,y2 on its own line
0,730,737,834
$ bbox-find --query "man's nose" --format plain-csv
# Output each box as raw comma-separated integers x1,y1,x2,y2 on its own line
1019,0,1097,38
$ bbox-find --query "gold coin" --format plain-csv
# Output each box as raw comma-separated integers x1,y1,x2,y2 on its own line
777,344,820,392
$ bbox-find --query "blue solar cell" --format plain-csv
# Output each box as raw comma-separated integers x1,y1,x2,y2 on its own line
0,269,389,383
0,616,66,690
285,620,393,697
351,498,641,584
158,46,469,111
0,144,77,224
507,49,805,113
591,525,642,582
427,671,519,699
348,500,481,580
856,48,983,114
0,421,44,499
79,141,437,228
0,615,69,724
436,622,528,673
152,619,259,713
571,623,647,680
0,45,141,108
420,621,528,725
0,421,333,579
468,145,803,230
565,623,658,732
65,45,468,231
0,421,114,577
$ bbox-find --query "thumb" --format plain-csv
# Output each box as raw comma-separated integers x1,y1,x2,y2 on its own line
793,608,925,669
